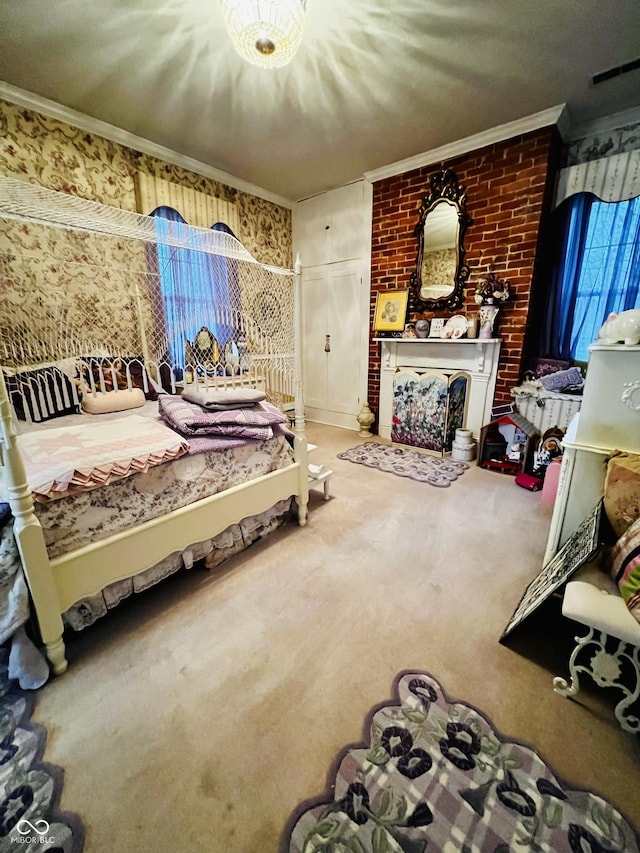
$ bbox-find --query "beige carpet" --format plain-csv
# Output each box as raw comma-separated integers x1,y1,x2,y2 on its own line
31,423,640,851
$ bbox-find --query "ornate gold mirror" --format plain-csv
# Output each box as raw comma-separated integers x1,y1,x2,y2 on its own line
410,169,471,311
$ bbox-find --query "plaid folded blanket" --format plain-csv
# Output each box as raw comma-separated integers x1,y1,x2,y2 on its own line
159,394,286,439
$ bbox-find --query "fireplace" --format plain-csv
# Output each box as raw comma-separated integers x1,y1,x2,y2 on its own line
391,368,470,454
376,338,502,446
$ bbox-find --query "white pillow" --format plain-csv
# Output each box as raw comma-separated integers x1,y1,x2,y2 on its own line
81,388,145,414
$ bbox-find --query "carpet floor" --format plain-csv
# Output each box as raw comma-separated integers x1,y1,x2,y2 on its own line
28,424,640,851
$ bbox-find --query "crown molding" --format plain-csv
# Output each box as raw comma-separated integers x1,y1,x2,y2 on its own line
0,82,295,209
364,104,568,183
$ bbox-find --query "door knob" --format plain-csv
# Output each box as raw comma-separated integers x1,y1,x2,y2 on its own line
325,334,331,352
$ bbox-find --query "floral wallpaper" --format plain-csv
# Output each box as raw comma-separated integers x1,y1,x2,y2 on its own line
0,99,292,266
0,98,294,369
567,119,640,166
421,248,457,288
0,217,161,367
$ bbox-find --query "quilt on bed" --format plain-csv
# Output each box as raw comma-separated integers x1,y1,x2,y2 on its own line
35,434,295,559
17,414,190,502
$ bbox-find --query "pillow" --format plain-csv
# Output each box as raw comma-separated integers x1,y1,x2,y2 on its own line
539,366,584,393
79,356,158,401
526,357,571,380
603,451,640,538
81,388,145,414
5,365,80,422
609,515,640,623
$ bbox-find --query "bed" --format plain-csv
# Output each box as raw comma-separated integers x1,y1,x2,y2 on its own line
0,174,309,677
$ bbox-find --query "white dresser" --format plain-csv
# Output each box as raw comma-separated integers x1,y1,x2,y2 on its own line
543,344,640,564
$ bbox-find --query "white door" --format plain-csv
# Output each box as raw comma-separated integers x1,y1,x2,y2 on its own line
302,261,364,428
302,266,330,411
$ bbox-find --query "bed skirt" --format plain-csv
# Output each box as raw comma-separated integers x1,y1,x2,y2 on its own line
62,497,294,631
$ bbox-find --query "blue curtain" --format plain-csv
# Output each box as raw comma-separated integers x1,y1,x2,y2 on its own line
542,193,640,362
152,207,240,369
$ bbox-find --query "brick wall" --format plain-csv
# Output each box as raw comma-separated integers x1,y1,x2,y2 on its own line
368,126,562,424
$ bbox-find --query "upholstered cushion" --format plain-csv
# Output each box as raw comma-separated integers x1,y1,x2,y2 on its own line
609,515,640,624
81,388,145,414
603,451,640,539
564,560,640,645
5,365,80,422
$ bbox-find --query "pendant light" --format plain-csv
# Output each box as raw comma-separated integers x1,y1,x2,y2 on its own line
219,0,307,69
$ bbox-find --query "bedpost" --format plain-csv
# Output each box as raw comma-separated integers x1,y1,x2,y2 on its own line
0,371,67,674
134,282,153,376
293,254,309,526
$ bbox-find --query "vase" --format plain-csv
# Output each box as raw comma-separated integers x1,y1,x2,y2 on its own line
478,304,499,339
415,319,430,338
356,402,375,437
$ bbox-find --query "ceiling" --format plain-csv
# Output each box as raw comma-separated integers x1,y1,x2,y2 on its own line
2,0,640,204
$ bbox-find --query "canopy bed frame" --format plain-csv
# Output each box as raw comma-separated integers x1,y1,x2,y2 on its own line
0,174,309,676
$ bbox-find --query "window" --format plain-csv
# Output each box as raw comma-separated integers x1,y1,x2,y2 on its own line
543,194,640,362
153,207,240,372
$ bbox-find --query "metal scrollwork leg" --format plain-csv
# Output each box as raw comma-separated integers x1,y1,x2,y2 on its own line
612,640,640,733
553,627,640,733
553,626,597,699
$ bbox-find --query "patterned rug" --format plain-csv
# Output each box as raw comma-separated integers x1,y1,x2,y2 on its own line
283,671,639,853
337,442,468,487
0,653,84,852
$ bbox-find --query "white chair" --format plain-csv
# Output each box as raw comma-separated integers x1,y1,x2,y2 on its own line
553,559,640,733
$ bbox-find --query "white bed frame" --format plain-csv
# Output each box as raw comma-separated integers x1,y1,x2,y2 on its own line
0,178,309,676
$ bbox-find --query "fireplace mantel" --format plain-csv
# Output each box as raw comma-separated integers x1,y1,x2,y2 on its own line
375,338,501,440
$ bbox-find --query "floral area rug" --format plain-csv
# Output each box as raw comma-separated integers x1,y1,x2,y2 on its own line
337,442,468,487
283,671,639,853
0,652,84,852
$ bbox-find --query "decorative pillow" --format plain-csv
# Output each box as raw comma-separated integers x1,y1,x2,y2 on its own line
603,451,640,539
539,366,584,393
526,357,571,380
81,388,145,414
79,356,158,401
609,515,640,623
5,365,80,422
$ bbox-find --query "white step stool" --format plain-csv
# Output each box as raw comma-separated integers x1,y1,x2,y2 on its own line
307,444,332,500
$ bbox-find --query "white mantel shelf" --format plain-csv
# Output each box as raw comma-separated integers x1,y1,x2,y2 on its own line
373,338,500,343
376,337,502,440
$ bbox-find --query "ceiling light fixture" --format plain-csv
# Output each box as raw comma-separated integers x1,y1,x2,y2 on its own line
219,0,307,69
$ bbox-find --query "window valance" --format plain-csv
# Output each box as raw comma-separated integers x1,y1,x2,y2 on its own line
135,172,239,235
554,149,640,208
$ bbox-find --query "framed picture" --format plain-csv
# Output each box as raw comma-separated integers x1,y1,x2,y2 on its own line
373,290,409,332
500,500,603,641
